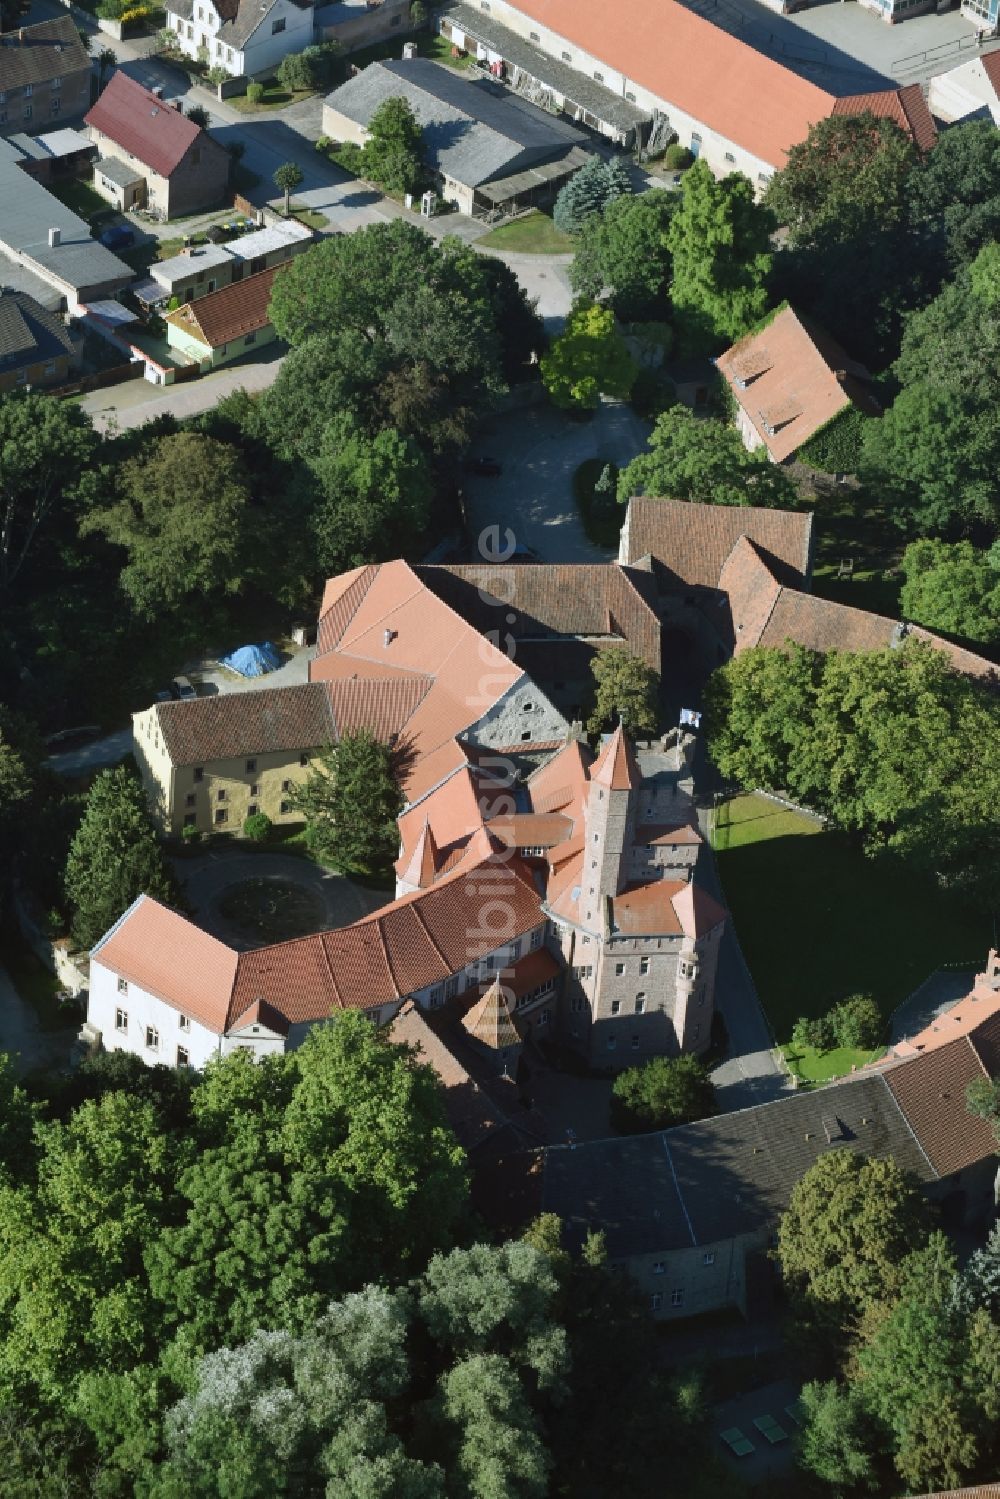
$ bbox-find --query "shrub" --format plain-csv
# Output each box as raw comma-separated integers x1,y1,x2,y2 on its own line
663,143,694,171
315,135,332,153
830,994,882,1050
207,65,229,85
410,0,428,22
243,812,273,843
186,104,210,129
246,80,265,104
196,42,210,64
277,50,315,93
181,823,200,843
611,1055,716,1134
791,1014,836,1052
158,25,174,45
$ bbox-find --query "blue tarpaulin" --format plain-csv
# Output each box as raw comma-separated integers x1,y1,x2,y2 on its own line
221,642,282,677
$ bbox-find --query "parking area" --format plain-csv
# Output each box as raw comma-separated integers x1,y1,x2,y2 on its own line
178,642,315,698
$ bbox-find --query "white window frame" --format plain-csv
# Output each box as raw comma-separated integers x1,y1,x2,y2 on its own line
115,1007,128,1033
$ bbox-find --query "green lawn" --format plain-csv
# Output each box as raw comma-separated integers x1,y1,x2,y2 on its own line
286,203,329,231
781,1041,883,1086
712,793,989,1044
478,210,573,254
48,178,112,223
230,79,315,112
339,30,470,74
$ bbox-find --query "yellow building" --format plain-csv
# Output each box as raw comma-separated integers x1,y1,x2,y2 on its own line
133,683,335,836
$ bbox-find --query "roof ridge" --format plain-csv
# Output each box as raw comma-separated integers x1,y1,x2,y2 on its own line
876,1069,939,1180
411,902,452,971
660,1134,697,1247
317,931,343,1010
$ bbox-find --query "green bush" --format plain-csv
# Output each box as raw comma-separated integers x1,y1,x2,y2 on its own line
630,367,677,421
791,1014,835,1052
611,1055,716,1134
664,143,694,171
206,65,228,85
243,811,273,843
181,823,200,844
246,80,265,104
830,994,882,1050
277,50,315,92
315,135,332,153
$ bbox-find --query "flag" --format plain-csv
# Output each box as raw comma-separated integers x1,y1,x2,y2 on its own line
679,708,702,729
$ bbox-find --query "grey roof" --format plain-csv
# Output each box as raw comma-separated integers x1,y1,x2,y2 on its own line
0,138,131,296
441,1,650,133
0,17,90,91
150,241,235,289
325,57,587,188
169,0,311,51
95,155,144,188
0,248,64,308
543,1071,937,1258
0,288,76,373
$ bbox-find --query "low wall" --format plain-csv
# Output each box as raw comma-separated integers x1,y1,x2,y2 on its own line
12,893,89,999
218,73,249,99
55,362,143,397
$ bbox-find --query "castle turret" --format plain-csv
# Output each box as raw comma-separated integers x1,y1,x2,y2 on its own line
395,819,439,897
581,726,641,921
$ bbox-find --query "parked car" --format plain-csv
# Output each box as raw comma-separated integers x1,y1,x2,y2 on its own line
465,456,503,476
172,676,197,701
154,688,173,703
99,225,136,250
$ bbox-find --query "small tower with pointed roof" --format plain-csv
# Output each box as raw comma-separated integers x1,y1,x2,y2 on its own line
581,725,641,923
462,978,523,1076
394,819,439,898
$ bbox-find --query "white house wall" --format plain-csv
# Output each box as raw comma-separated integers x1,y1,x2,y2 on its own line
466,0,777,181
242,0,315,77
89,959,223,1069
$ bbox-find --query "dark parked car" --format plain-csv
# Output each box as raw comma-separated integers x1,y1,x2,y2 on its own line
99,225,135,250
465,456,503,476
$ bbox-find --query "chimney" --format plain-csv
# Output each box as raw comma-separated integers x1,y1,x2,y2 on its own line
383,628,395,648
48,227,61,248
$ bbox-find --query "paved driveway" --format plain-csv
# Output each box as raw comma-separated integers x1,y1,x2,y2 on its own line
182,643,315,697
173,849,389,949
45,728,134,778
464,401,652,564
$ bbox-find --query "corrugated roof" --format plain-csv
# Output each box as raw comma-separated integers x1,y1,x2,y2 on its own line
0,17,89,91
622,496,814,591
86,71,206,178
165,265,280,350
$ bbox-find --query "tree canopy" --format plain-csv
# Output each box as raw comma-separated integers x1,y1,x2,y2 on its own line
765,112,917,248
540,303,636,410
290,730,403,873
587,646,659,736
359,95,426,196
569,188,675,321
553,155,632,235
0,392,97,597
610,1055,716,1134
899,538,1000,644
63,767,177,948
907,119,1000,273
616,407,801,509
666,162,774,353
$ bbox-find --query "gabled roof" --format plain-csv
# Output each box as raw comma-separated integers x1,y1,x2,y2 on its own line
86,71,206,178
487,812,574,850
526,737,593,813
463,977,522,1050
717,306,879,464
883,1038,995,1177
621,496,814,590
830,83,937,153
0,17,89,91
610,878,726,939
0,290,76,374
165,265,280,351
148,683,335,766
389,999,513,1152
92,894,238,1033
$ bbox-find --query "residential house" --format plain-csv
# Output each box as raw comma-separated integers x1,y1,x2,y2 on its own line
717,305,881,465
322,58,593,217
929,50,1000,125
0,136,132,308
436,0,936,186
148,218,311,304
0,18,91,139
164,264,280,369
164,0,314,80
538,1020,1000,1320
0,287,79,390
85,71,230,219
315,0,412,55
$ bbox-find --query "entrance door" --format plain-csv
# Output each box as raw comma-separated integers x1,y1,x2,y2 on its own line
690,133,702,157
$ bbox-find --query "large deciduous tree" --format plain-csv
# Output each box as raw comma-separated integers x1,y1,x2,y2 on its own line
899,538,1000,644
610,1055,716,1134
79,432,253,619
569,188,675,321
0,393,98,596
907,118,1000,273
616,407,801,509
63,767,176,949
289,730,403,873
587,646,659,736
666,162,774,353
765,112,917,248
540,303,636,410
359,96,426,196
308,418,432,574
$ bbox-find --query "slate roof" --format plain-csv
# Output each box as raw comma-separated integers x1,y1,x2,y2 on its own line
543,1070,939,1257
0,17,89,91
86,71,208,178
0,289,75,375
324,57,586,188
441,1,648,133
717,306,880,464
621,496,814,591
165,265,280,350
0,137,132,295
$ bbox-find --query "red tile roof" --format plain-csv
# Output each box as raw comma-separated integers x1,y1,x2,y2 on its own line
388,1000,511,1152
611,878,726,939
637,822,702,847
506,0,936,167
86,70,204,177
395,818,439,888
830,83,937,154
717,306,879,463
165,266,281,351
93,895,238,1033
487,812,574,849
622,496,814,590
590,725,641,790
883,1037,996,1176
